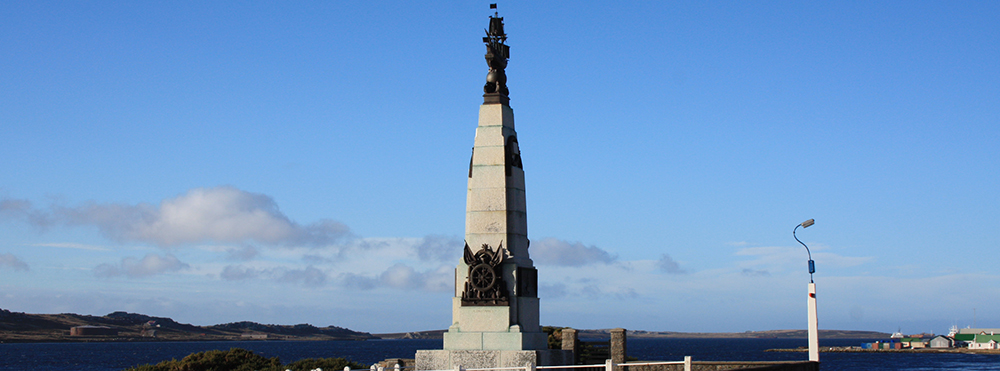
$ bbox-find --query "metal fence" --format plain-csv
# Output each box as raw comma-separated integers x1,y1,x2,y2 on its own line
339,358,695,371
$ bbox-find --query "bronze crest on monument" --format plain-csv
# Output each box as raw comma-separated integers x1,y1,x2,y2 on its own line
461,242,509,306
482,7,510,105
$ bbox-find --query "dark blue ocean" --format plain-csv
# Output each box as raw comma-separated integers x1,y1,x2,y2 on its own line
1,338,998,371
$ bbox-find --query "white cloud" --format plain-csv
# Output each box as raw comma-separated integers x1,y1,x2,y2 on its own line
219,264,328,287
94,253,189,278
31,243,111,252
226,245,259,261
76,187,351,247
0,198,53,228
339,272,379,290
581,284,639,300
333,263,451,292
741,268,770,277
540,283,568,298
220,265,263,280
5,187,351,248
0,253,29,271
379,263,451,292
415,235,462,262
276,266,328,287
531,238,617,266
734,245,873,273
656,254,686,274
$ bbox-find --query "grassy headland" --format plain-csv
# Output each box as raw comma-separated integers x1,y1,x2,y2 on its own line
0,308,374,343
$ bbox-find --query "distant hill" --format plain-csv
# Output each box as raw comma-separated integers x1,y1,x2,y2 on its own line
612,329,892,339
373,328,892,340
373,329,447,339
1,307,891,343
0,308,374,342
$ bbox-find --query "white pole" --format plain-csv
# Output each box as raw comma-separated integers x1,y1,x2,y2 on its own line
683,356,691,371
807,282,819,362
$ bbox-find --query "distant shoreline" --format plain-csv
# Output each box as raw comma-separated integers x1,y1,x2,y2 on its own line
373,328,890,340
0,308,891,343
767,347,1000,355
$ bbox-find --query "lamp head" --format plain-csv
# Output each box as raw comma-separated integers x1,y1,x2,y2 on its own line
800,219,815,228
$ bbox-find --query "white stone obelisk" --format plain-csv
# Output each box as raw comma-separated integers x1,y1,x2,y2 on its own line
440,98,546,351
415,7,570,370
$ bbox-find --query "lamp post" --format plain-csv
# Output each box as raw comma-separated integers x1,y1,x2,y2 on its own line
794,218,819,362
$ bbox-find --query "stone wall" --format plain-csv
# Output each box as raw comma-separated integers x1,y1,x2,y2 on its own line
558,328,818,371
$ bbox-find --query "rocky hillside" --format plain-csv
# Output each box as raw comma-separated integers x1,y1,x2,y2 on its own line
0,308,374,342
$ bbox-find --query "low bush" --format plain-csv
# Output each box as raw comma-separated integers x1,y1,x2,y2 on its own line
125,347,366,371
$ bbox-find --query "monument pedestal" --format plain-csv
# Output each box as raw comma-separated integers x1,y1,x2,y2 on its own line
416,350,572,370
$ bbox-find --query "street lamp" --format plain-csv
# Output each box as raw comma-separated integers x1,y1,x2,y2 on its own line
794,218,815,282
794,219,819,362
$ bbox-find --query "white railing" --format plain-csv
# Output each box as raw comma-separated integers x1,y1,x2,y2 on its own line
397,357,694,371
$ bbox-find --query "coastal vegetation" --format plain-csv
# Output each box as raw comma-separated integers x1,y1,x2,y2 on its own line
1,307,890,343
124,348,366,371
0,308,374,342
541,326,566,349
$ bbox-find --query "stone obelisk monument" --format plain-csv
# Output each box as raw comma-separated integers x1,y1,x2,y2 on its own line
416,7,570,369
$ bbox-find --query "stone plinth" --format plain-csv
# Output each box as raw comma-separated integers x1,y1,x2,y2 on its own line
416,350,573,370
443,324,547,350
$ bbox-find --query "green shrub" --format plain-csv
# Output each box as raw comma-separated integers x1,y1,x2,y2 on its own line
124,348,365,371
542,326,567,349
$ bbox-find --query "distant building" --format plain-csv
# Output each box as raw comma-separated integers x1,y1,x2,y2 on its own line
241,333,268,339
929,335,954,349
957,328,1000,335
969,334,1000,349
70,326,118,336
901,337,925,348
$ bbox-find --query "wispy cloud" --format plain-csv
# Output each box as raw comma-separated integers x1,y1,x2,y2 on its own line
31,243,111,252
220,264,328,287
415,235,461,262
0,253,29,271
226,245,259,261
531,238,617,266
275,266,327,287
379,263,451,292
741,268,770,277
0,198,53,228
220,265,263,281
332,263,452,292
2,187,352,248
734,245,872,271
581,284,639,300
540,283,568,299
656,254,686,274
94,253,189,278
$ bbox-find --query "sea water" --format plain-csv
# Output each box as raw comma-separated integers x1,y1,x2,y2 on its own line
1,338,998,371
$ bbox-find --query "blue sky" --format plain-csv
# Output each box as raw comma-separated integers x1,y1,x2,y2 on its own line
1,1,998,335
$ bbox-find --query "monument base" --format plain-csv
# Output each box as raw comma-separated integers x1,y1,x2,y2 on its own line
443,330,547,350
415,350,572,370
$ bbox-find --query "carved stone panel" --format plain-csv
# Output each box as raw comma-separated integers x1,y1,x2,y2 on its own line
462,242,509,306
